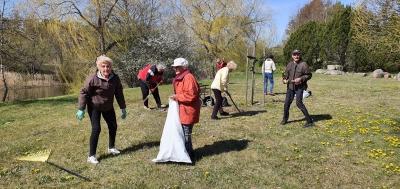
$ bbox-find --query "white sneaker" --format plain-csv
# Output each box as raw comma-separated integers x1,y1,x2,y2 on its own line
87,156,99,164
108,148,120,154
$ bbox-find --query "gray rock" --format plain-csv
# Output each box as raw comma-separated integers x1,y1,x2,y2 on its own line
327,65,341,70
324,70,345,75
315,69,326,74
372,69,384,78
383,72,391,79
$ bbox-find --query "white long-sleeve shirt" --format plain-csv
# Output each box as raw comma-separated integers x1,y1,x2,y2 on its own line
262,58,276,74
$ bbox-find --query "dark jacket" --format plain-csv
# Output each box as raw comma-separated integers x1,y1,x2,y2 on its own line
78,70,126,112
137,64,163,87
284,61,312,90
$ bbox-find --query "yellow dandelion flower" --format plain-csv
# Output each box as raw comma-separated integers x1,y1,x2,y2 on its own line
66,175,72,179
36,138,41,142
174,184,179,188
205,171,210,175
325,167,329,170
15,164,19,167
285,157,290,161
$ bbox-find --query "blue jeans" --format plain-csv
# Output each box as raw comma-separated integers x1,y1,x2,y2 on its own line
264,72,274,94
182,124,194,156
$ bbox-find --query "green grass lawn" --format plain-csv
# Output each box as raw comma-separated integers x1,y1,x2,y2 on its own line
1,72,399,188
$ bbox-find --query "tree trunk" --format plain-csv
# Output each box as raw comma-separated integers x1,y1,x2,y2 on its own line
1,64,8,102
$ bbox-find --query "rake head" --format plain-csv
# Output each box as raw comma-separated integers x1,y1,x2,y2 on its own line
15,149,51,162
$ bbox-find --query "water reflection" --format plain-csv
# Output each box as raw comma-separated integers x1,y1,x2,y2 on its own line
0,85,67,102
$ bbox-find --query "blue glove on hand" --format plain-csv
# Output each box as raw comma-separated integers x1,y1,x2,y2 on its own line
76,109,85,121
121,109,127,119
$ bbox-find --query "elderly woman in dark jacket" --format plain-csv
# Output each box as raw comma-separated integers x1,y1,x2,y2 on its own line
76,55,127,164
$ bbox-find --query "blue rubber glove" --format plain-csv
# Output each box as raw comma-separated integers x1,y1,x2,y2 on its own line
121,109,127,119
76,109,85,121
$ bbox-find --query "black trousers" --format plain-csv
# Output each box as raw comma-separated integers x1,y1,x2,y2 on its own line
87,105,117,156
138,79,161,107
211,89,224,118
283,88,312,123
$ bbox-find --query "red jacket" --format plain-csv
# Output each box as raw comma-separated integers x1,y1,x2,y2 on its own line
137,64,163,87
217,61,227,70
173,70,201,124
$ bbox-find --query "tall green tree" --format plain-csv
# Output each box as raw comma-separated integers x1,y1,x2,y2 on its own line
283,21,323,70
352,0,400,72
172,0,274,70
320,4,352,71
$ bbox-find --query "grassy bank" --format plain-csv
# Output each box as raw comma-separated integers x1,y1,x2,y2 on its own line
1,72,400,188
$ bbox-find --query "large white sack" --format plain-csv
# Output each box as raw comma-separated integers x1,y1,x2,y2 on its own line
152,98,192,163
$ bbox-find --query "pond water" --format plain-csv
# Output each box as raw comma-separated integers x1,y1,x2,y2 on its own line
0,85,68,102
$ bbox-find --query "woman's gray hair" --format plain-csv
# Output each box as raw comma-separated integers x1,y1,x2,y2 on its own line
156,63,167,70
227,61,237,70
96,55,113,69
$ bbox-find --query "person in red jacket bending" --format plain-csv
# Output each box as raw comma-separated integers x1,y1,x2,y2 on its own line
137,63,167,110
216,58,227,70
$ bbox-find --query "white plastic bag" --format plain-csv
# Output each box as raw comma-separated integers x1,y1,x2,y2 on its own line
152,98,192,163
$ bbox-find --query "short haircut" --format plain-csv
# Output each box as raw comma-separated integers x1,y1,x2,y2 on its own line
226,61,237,70
157,63,167,70
96,55,113,69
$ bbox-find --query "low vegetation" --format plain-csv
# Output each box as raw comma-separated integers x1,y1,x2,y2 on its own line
0,72,399,188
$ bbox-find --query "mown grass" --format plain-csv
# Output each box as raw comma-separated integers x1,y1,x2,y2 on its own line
1,72,399,188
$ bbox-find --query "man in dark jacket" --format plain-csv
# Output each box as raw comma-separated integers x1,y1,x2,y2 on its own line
281,50,314,128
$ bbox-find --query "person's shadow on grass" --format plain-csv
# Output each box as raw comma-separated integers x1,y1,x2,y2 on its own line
195,139,249,161
229,110,267,118
287,114,333,124
98,141,160,161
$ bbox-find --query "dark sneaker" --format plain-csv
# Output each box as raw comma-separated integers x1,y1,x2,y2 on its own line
211,117,220,120
280,121,287,125
309,91,312,96
303,122,315,128
220,112,229,116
